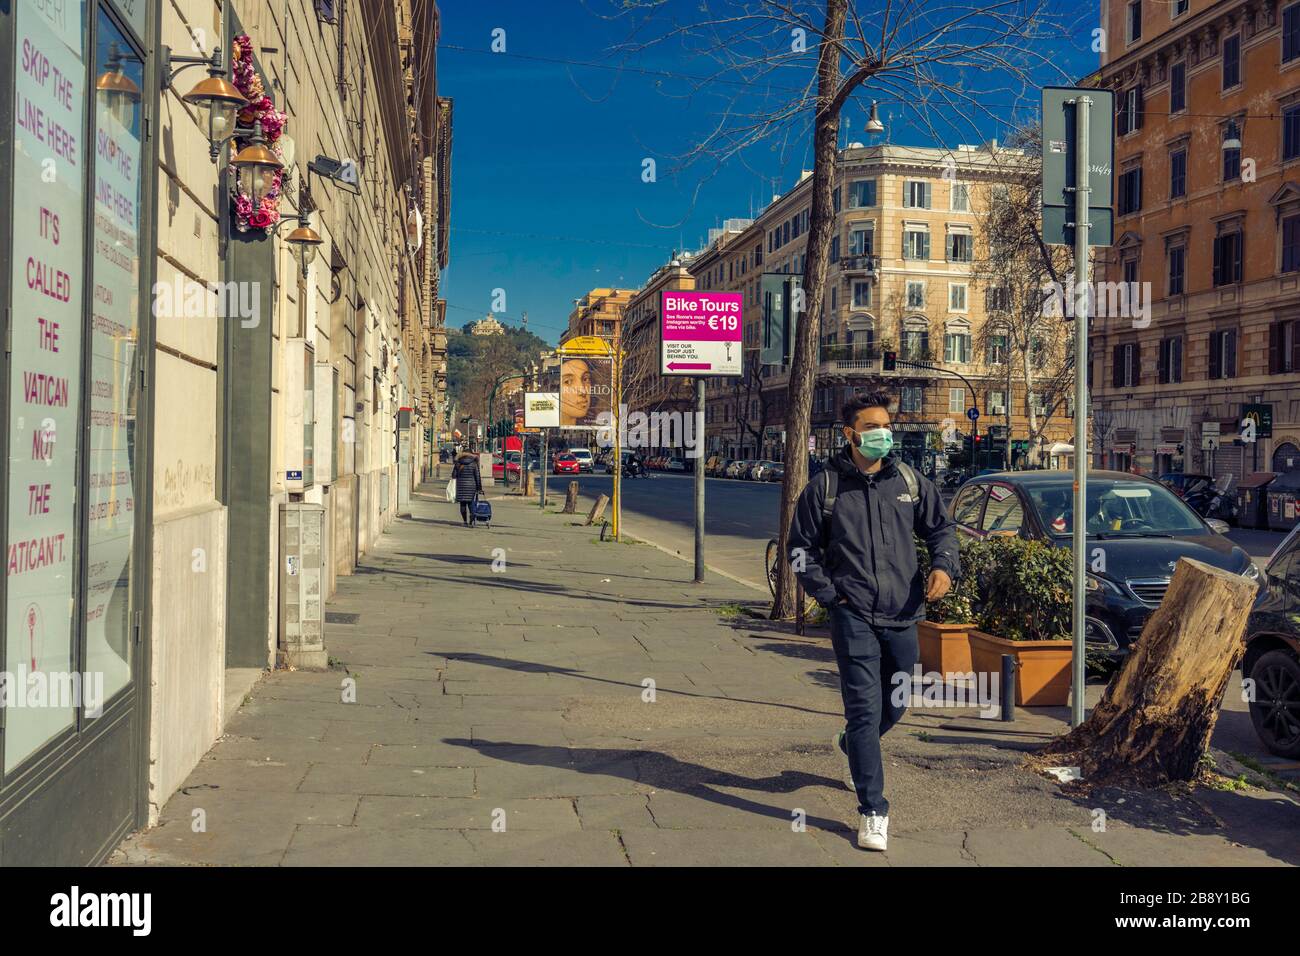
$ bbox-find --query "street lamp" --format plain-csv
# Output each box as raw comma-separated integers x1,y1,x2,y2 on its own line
282,211,323,276
864,100,885,134
229,120,283,204
162,45,249,161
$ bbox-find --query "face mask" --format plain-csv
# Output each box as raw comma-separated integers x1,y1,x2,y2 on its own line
853,427,894,460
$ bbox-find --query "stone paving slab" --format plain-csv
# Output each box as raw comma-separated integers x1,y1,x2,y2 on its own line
109,485,1300,867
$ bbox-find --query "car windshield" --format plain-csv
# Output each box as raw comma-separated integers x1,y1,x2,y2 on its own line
1026,479,1207,537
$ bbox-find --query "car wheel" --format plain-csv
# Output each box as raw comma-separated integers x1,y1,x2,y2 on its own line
1248,649,1300,759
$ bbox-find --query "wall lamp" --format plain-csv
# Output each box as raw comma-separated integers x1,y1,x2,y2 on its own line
95,42,142,129
161,44,250,161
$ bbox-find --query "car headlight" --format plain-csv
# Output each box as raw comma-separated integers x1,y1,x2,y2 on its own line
1242,561,1262,583
1085,572,1122,595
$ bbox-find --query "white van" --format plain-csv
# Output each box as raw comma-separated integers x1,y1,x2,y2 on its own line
567,448,594,472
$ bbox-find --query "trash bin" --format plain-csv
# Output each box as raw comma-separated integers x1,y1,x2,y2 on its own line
1265,470,1300,531
1236,472,1277,529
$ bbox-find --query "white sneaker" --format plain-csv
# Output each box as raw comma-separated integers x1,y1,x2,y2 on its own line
858,813,889,851
832,730,855,792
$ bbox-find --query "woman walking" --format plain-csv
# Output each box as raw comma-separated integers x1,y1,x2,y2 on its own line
452,448,483,526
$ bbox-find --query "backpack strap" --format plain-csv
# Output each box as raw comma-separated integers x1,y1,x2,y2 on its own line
820,469,839,550
898,461,920,509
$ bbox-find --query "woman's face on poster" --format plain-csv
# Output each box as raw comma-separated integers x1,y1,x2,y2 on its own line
561,359,592,422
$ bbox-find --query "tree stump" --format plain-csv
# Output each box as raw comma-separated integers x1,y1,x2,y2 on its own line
1036,557,1259,786
562,481,579,514
585,494,609,526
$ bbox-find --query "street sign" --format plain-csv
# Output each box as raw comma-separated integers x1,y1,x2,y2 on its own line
1202,435,1221,451
1242,403,1273,438
661,290,743,376
966,407,980,422
1041,86,1115,247
1202,421,1221,435
523,392,560,428
760,273,802,366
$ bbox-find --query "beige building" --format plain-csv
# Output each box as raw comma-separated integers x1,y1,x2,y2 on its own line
621,258,699,426
561,287,636,346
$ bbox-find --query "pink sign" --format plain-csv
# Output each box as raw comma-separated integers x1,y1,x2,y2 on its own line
660,291,743,375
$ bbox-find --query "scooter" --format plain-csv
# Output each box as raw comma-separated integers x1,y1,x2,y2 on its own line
622,459,647,479
1184,479,1238,524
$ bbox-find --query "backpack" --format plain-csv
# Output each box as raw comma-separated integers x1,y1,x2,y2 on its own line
820,460,920,549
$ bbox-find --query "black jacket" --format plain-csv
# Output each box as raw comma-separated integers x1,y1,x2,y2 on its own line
452,454,482,502
787,447,960,626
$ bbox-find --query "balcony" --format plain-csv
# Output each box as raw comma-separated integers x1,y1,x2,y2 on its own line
818,344,879,375
839,255,879,275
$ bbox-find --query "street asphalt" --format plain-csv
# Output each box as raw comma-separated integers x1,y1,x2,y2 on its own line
109,481,1299,866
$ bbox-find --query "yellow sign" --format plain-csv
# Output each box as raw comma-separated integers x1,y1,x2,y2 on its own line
558,335,612,356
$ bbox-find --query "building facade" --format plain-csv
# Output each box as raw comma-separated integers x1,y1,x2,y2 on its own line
1094,0,1300,483
0,0,449,864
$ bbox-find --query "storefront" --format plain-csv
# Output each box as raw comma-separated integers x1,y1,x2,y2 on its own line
0,0,154,864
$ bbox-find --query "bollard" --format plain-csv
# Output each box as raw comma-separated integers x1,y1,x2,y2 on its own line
1000,653,1016,722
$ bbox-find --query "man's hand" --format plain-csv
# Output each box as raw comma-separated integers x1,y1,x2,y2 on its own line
925,569,952,602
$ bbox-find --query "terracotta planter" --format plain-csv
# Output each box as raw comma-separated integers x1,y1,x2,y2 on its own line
917,620,973,675
968,629,1072,707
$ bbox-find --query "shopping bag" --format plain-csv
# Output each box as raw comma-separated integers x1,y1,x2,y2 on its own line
445,478,456,503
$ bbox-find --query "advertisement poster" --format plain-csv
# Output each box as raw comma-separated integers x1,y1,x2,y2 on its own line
6,0,87,769
661,291,743,376
523,392,560,429
85,78,142,702
559,355,613,428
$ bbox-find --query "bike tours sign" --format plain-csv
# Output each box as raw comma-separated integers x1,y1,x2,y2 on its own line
660,291,742,376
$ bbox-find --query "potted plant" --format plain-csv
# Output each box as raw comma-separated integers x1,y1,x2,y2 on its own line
914,536,981,675
966,536,1073,706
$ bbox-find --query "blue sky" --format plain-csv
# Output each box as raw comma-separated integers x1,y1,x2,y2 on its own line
437,1,1098,346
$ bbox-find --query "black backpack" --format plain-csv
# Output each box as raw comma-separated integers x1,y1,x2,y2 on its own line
820,460,920,549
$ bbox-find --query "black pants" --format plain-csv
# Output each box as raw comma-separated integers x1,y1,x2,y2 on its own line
828,604,918,816
460,501,474,524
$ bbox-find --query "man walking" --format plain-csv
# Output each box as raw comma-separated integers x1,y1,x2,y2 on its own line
787,391,960,851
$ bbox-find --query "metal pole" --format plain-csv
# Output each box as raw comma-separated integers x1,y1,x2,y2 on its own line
1070,95,1092,728
694,377,706,583
540,430,549,508
612,345,622,541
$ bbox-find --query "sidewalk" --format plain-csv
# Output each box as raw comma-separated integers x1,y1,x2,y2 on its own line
111,485,1300,866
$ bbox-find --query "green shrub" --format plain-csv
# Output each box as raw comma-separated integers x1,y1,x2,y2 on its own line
914,535,981,625
972,536,1072,641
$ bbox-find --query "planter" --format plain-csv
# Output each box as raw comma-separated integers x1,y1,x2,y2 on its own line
968,629,1072,707
917,621,973,675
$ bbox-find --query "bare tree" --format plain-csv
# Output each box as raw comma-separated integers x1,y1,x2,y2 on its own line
596,0,1071,617
731,349,774,456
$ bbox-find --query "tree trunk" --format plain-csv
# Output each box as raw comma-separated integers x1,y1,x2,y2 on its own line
585,494,609,526
1037,557,1259,786
562,481,579,514
772,0,846,619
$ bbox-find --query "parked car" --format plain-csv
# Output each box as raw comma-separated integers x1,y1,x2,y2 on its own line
764,462,785,483
567,448,595,472
704,455,725,476
492,452,522,480
1242,524,1300,757
948,470,1258,658
751,460,782,481
1158,472,1214,498
666,457,687,472
553,454,580,475
725,459,753,479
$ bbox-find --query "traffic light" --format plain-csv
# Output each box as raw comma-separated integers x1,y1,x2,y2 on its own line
882,350,897,372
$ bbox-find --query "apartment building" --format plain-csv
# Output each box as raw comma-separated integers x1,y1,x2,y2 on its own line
560,287,636,345
1094,0,1300,483
0,0,448,863
693,145,1074,469
621,258,697,422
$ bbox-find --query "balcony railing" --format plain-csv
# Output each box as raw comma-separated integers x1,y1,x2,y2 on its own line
818,345,879,373
839,254,879,274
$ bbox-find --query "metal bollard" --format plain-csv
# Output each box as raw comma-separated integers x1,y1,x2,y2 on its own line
1000,653,1016,722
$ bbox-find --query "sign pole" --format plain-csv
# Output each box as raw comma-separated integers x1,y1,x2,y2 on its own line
694,377,706,583
1071,94,1092,729
613,345,622,541
540,430,548,508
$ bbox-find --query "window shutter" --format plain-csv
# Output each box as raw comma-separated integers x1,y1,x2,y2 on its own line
921,233,930,260
1269,322,1282,375
1134,85,1144,129
1226,330,1237,376
1157,339,1168,384
1113,344,1124,387
1135,167,1142,211
920,331,930,357
924,182,932,208
1174,337,1183,382
903,184,912,208
1212,236,1222,284
1233,233,1242,282
1118,94,1130,136
1209,332,1221,379
1292,322,1300,372
1131,341,1141,386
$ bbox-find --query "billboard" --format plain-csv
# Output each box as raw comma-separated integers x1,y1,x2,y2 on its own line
660,291,743,376
1041,85,1115,247
559,354,613,428
523,392,560,428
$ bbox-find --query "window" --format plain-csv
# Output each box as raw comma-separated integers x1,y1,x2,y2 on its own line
985,287,1011,312
903,227,930,260
1113,342,1140,388
1223,34,1241,90
754,243,763,266
949,283,967,311
783,221,790,245
849,226,873,257
907,281,925,309
1158,336,1184,383
1123,257,1139,287
1118,84,1143,135
849,180,877,208
1213,230,1243,286
1286,105,1300,162
1172,0,1188,17
902,329,930,360
830,287,837,311
1118,166,1143,215
903,181,932,209
1271,319,1300,374
944,332,971,363
949,388,965,413
1169,148,1186,198
1169,61,1186,114
1284,215,1300,272
987,390,1007,413
948,232,973,262
1287,3,1300,64
986,334,1008,365
1209,329,1237,378
900,386,924,413
952,484,987,528
982,488,1024,534
1127,0,1142,44
1168,244,1185,295
950,183,970,212
1223,126,1241,182
852,281,872,308
833,187,842,213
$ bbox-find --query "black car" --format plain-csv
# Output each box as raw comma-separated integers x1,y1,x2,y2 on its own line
948,471,1259,658
1242,525,1300,757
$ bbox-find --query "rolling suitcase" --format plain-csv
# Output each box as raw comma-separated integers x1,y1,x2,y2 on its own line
471,496,492,527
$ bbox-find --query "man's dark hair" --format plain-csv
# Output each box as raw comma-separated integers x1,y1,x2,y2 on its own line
841,390,894,427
